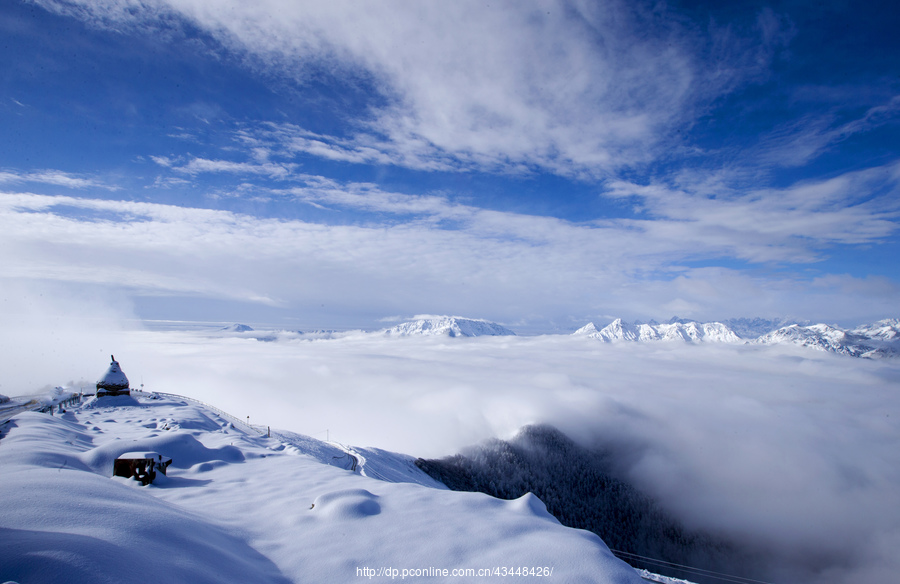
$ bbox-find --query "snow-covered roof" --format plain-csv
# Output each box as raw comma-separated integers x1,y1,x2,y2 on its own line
97,355,129,390
117,451,170,462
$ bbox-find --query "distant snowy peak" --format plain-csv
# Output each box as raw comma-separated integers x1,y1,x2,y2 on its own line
575,318,740,344
754,321,900,358
384,316,516,337
723,317,809,339
754,324,857,355
851,318,900,341
573,322,600,335
221,323,254,332
576,317,899,358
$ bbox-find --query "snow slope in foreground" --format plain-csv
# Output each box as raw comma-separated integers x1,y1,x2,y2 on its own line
0,395,642,584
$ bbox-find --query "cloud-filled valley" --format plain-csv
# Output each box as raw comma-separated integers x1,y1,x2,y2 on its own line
141,330,900,584
5,301,898,583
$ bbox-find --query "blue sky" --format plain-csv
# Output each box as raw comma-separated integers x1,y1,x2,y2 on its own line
1,0,899,332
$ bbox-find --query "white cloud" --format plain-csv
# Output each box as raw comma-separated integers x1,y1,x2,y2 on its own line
157,156,297,179
606,161,900,262
34,0,787,177
247,124,417,169
149,155,174,167
149,175,191,189
0,169,118,190
283,178,467,218
755,95,900,168
2,185,898,328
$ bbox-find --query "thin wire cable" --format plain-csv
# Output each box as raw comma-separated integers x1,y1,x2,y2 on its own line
629,560,761,584
623,560,759,584
612,549,772,584
610,549,776,584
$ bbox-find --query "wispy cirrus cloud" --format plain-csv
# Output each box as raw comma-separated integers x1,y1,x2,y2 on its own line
239,124,460,173
0,169,119,190
754,95,900,168
8,1,900,330
139,141,900,263
279,162,900,263
176,157,296,179
150,155,297,179
3,174,899,329
33,0,790,178
607,161,900,262
282,177,467,219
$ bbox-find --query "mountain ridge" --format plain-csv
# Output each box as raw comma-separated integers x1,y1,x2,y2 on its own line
575,318,741,344
382,316,516,338
575,317,900,359
753,320,900,358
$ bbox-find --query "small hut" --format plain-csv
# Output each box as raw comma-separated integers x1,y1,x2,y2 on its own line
114,452,172,485
97,355,131,397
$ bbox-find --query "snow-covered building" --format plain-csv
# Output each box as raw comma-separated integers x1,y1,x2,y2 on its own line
96,355,130,397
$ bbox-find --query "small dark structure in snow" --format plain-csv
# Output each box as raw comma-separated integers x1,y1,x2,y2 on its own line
97,355,130,397
113,452,172,486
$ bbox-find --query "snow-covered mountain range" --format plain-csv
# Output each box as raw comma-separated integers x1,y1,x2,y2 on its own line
575,317,900,359
382,316,516,337
721,317,810,339
220,323,255,333
753,321,900,358
575,318,741,343
215,315,899,359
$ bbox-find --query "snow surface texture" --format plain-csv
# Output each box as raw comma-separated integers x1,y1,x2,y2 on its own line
0,395,644,584
382,315,516,337
575,317,900,358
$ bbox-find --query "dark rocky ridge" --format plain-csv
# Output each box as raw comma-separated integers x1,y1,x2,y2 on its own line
416,424,767,584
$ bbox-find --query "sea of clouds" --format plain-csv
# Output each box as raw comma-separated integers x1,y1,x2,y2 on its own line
2,292,898,584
